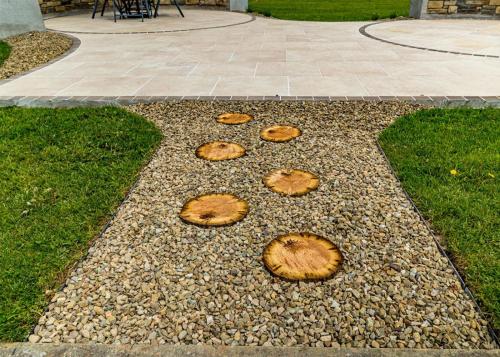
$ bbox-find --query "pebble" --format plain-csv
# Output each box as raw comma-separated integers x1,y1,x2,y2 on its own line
28,335,41,343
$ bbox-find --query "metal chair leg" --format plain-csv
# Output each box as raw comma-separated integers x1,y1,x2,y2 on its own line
139,0,145,21
154,0,184,17
143,0,152,19
173,0,184,17
101,0,108,16
154,0,160,17
92,0,99,18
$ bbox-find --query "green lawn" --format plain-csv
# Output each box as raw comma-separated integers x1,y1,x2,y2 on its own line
379,108,499,330
248,0,410,21
0,107,162,341
0,41,11,66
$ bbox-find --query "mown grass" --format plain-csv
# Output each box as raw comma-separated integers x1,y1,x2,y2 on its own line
379,108,499,330
0,107,162,341
0,41,11,66
248,0,410,21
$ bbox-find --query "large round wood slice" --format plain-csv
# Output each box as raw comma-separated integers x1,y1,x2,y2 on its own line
196,141,246,161
217,113,253,125
260,125,301,142
263,169,319,196
179,193,248,227
263,233,343,280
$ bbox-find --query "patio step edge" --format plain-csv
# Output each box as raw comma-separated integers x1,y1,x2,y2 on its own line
0,96,499,108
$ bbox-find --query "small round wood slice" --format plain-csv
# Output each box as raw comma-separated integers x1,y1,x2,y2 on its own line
263,169,319,196
179,193,249,227
217,113,253,125
196,141,246,161
260,125,301,142
263,233,343,281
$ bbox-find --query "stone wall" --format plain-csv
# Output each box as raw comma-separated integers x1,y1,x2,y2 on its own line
427,0,500,15
39,0,92,13
39,0,228,13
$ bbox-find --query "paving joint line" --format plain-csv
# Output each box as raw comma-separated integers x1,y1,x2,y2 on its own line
358,20,500,59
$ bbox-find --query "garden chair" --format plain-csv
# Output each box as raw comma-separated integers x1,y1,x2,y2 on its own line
92,0,153,22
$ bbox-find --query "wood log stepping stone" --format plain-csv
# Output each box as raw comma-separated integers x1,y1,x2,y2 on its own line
196,141,246,161
217,113,253,125
260,125,301,142
263,169,319,196
263,232,343,280
179,193,248,227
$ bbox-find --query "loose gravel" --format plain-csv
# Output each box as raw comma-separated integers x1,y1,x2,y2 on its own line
30,101,496,349
0,31,72,80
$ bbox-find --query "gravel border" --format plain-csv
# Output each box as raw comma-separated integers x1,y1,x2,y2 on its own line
28,101,497,348
0,32,80,84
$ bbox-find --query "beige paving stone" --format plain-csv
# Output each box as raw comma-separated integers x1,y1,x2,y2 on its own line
55,76,152,96
0,77,83,96
256,62,322,77
211,76,288,96
289,76,368,96
319,62,387,76
191,63,257,76
125,63,196,77
135,75,219,96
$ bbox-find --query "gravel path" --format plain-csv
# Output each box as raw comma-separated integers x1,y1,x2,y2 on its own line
31,101,496,349
0,32,72,80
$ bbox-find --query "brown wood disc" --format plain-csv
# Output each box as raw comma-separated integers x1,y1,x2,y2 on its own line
196,141,246,161
263,233,343,280
179,193,249,227
260,125,301,142
217,113,253,125
263,169,319,196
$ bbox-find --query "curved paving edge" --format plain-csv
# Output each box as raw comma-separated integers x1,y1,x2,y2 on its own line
0,96,499,108
0,33,81,86
359,21,500,59
1,344,500,356
45,13,256,35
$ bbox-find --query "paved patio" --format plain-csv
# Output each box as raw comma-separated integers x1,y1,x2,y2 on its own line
0,9,499,97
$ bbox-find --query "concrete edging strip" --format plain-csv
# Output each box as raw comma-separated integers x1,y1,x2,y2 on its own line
1,344,500,356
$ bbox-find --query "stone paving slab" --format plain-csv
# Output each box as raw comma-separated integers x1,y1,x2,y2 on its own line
0,10,499,97
1,344,499,357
